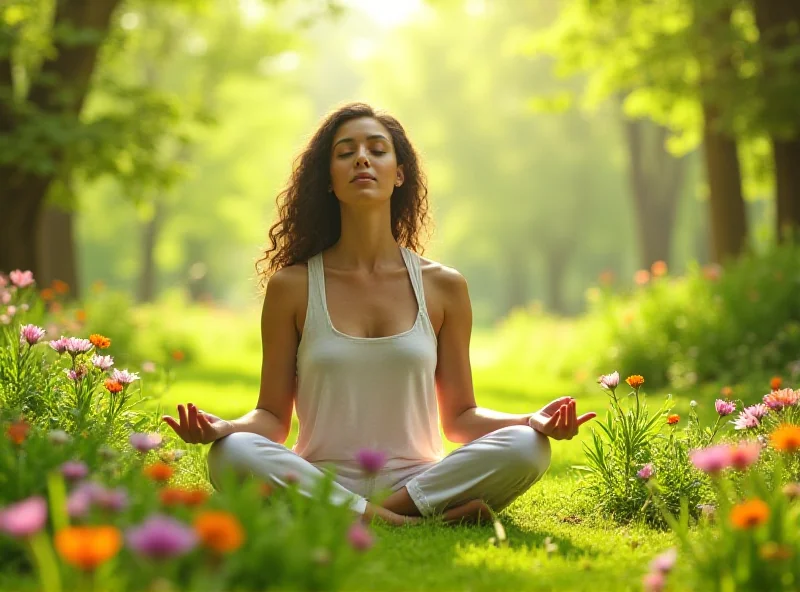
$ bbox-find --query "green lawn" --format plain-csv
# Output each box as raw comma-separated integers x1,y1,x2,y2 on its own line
142,304,720,591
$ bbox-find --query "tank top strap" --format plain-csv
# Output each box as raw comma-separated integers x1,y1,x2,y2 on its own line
305,252,326,328
401,246,428,314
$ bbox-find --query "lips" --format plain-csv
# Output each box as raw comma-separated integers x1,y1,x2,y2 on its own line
351,173,376,182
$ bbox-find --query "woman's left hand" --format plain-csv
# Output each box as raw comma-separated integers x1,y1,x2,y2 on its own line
528,397,596,440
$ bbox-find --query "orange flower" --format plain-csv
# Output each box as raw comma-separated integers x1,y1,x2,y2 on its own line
51,279,70,295
720,386,733,398
598,270,615,286
171,350,185,362
194,511,245,554
159,487,209,507
6,419,30,445
55,526,122,570
770,376,783,391
634,270,650,286
667,414,680,425
49,302,63,314
40,288,55,301
89,334,111,349
183,488,210,507
650,260,668,277
771,425,800,453
143,462,174,482
626,375,645,389
75,309,87,323
763,389,799,409
104,379,123,394
730,499,770,529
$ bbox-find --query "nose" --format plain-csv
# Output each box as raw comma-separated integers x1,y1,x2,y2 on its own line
354,146,370,168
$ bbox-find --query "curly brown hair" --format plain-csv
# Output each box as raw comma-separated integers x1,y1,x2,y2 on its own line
255,102,432,289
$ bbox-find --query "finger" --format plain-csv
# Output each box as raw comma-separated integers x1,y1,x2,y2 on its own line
162,416,188,441
577,412,598,426
545,409,561,432
177,404,189,430
197,412,213,441
187,403,201,442
569,400,578,436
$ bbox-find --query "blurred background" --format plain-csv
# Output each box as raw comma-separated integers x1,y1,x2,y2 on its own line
2,0,800,403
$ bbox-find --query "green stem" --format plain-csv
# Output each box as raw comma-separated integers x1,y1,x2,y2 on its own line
47,471,69,533
707,416,722,446
27,532,62,592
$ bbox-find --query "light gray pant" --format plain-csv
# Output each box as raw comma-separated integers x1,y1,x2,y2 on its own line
207,425,551,517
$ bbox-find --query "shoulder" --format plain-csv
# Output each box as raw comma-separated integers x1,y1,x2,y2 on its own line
416,253,470,305
262,262,308,318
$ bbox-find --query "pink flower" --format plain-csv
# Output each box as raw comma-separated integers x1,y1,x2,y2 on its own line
141,361,157,373
126,515,197,559
355,449,387,475
733,410,761,430
637,463,654,480
49,337,69,354
745,404,769,419
9,270,34,288
110,369,139,385
19,324,46,346
643,571,665,592
95,487,129,512
347,522,373,551
649,548,677,573
729,441,760,471
129,432,163,453
64,337,92,355
763,388,800,410
61,461,89,481
91,355,114,370
65,367,88,381
6,305,16,316
0,496,47,537
714,399,736,416
690,445,732,474
598,371,620,391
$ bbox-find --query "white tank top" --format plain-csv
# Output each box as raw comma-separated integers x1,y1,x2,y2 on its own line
293,246,444,472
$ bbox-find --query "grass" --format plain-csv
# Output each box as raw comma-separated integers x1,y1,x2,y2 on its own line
132,302,734,591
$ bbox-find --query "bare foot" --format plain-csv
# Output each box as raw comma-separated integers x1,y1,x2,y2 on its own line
362,502,422,527
441,499,493,525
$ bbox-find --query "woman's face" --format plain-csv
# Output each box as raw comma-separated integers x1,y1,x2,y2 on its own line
329,117,404,206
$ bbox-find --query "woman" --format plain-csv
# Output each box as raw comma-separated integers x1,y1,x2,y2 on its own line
163,103,596,526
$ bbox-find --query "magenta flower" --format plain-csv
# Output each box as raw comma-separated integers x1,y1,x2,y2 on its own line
642,571,665,592
19,324,46,346
130,432,163,453
91,355,114,370
65,367,88,381
9,270,34,288
64,337,92,356
355,449,387,475
690,445,732,474
649,548,677,574
0,496,47,537
714,399,736,417
598,371,620,392
637,463,654,480
49,337,69,354
729,441,760,471
61,461,89,481
347,522,374,551
126,515,197,559
95,487,129,512
745,404,769,419
110,369,140,385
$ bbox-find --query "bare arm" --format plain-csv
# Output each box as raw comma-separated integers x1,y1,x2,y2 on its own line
163,267,299,445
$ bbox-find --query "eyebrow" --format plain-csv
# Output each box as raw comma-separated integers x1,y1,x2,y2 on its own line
332,134,390,149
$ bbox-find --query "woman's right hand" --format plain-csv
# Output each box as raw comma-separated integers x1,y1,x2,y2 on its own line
162,403,233,445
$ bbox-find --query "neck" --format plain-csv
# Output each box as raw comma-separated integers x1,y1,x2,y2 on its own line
328,203,402,272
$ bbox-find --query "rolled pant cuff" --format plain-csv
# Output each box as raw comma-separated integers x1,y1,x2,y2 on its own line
405,478,434,517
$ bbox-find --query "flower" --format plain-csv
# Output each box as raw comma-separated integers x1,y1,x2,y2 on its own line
355,449,387,475
66,367,88,381
19,324,46,346
171,350,185,362
634,270,650,286
193,511,245,554
130,432,163,452
94,488,129,513
690,445,731,474
730,499,769,529
55,526,122,570
159,449,186,463
690,400,697,408
720,386,733,398
0,496,47,537
126,515,197,559
61,461,89,481
782,483,800,501
160,487,209,508
6,419,30,445
91,355,114,370
733,409,761,430
143,462,174,482
89,334,111,349
142,361,157,373
110,368,139,385
347,522,373,551
666,414,679,425
697,504,716,519
650,260,668,277
637,463,654,480
649,548,677,573
770,376,783,391
715,399,736,416
728,441,760,470
642,571,665,592
51,279,69,294
759,542,793,561
104,379,123,394
63,337,92,356
763,388,799,410
9,270,34,288
49,337,69,354
746,403,769,419
47,430,72,445
626,375,645,390
770,425,800,453
598,371,620,392
40,288,55,301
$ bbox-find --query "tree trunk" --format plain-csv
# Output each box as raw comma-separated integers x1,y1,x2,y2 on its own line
138,201,165,303
38,205,80,298
503,248,529,313
544,247,571,314
702,103,748,262
752,0,800,242
0,0,121,277
622,113,688,268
